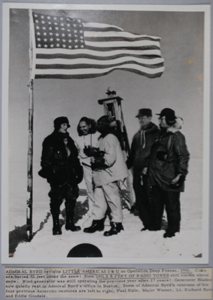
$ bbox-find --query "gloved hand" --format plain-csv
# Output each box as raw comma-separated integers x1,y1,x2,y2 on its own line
169,174,185,189
91,157,108,171
83,146,98,157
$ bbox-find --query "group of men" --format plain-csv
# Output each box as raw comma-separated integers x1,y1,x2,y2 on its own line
39,107,190,239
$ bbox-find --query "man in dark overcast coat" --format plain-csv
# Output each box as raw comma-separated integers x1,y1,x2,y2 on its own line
127,108,160,231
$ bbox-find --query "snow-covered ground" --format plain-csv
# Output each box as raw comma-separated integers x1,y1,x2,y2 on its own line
7,158,205,263
14,203,202,260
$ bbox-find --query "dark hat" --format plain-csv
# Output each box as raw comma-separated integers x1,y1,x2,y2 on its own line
156,108,177,124
54,116,70,129
97,115,111,125
135,108,152,118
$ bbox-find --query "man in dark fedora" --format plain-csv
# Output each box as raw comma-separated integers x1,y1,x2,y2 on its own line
39,116,83,235
147,108,190,238
126,108,160,231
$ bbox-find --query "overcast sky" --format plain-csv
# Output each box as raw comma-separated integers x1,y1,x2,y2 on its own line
7,6,206,200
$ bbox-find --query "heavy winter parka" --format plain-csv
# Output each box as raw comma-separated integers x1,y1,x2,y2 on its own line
148,130,190,192
39,131,83,187
126,122,160,171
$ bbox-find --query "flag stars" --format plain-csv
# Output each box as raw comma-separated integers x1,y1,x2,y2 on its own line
33,13,85,50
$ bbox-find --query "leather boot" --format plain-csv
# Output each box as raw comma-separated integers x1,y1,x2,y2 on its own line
65,205,81,232
52,214,62,235
65,219,81,231
104,222,124,236
84,219,105,233
163,231,175,238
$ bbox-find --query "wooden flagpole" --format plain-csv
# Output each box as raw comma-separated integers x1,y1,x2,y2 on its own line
26,9,34,240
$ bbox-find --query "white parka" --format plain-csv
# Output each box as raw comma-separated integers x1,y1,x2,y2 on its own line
93,133,128,187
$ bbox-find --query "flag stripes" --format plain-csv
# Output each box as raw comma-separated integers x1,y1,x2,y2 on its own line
35,57,164,68
31,12,165,79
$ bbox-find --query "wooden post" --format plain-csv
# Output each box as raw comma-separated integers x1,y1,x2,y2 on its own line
26,9,34,240
26,79,34,240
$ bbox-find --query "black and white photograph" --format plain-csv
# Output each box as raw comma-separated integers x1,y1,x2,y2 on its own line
1,3,210,264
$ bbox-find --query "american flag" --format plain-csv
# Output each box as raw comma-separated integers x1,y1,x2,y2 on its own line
31,12,165,79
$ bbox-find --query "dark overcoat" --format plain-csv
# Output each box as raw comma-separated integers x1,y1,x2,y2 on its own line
148,130,190,192
39,131,83,187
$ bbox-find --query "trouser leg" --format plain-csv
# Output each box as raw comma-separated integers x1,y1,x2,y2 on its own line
91,186,108,220
164,191,181,234
133,172,151,229
83,186,106,233
102,181,123,223
83,165,94,214
148,185,164,230
65,184,81,231
102,181,124,236
48,185,64,235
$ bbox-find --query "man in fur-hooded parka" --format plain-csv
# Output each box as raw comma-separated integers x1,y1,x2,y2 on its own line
83,115,128,237
147,108,190,238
